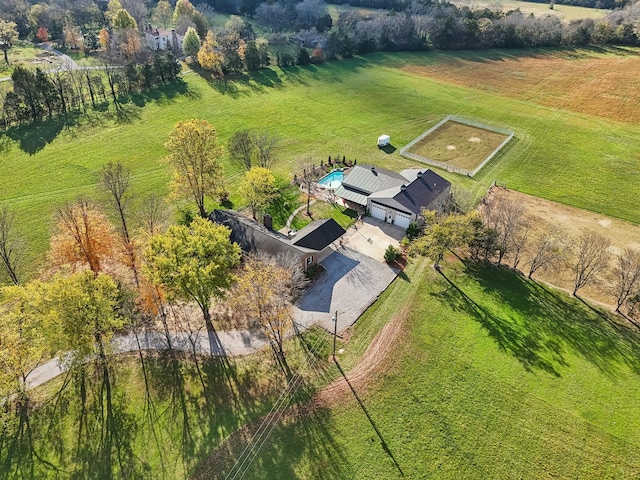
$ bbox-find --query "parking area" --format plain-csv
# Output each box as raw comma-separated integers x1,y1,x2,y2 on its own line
293,246,398,334
340,217,406,262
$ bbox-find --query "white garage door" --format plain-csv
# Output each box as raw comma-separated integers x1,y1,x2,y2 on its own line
370,202,386,221
394,211,413,229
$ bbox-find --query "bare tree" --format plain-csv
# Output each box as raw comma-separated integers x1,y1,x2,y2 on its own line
610,248,640,313
230,253,309,377
298,160,320,216
137,194,170,238
572,231,611,296
511,226,529,270
0,207,23,285
228,129,254,171
120,0,148,32
101,162,139,287
252,130,278,168
528,228,564,279
483,194,526,265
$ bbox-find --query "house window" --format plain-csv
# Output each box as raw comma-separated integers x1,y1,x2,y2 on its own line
306,256,314,267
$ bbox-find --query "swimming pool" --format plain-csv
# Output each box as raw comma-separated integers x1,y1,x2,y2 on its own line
318,170,344,190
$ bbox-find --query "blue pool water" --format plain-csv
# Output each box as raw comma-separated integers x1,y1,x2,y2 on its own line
318,170,344,190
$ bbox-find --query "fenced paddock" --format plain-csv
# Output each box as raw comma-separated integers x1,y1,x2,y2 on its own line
399,116,514,176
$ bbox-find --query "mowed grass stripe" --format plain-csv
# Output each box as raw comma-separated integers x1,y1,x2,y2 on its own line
220,258,640,479
2,49,640,277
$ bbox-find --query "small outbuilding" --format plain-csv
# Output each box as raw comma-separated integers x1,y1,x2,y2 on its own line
377,134,390,148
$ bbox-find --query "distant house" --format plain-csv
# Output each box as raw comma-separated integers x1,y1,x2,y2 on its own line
334,165,451,229
144,23,183,52
334,165,408,212
209,210,346,270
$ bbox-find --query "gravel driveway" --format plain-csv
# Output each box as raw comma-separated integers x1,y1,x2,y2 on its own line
294,246,398,333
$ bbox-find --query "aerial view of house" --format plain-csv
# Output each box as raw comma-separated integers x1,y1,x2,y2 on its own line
1,0,640,478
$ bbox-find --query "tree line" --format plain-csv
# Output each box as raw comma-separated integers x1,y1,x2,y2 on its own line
0,52,180,128
406,189,640,321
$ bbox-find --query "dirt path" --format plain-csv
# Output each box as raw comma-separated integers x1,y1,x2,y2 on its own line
193,304,409,479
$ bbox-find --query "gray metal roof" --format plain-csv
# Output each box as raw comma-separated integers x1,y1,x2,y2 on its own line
334,184,368,206
341,165,407,195
368,169,451,215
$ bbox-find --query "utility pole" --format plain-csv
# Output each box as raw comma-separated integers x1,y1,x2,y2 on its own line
332,311,338,360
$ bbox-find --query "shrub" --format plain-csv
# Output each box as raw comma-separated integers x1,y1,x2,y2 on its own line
384,245,400,263
406,221,422,241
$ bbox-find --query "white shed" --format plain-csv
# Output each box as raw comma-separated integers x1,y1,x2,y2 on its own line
377,134,390,147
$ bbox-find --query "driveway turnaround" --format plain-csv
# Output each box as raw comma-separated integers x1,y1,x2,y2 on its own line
294,246,398,333
341,217,405,262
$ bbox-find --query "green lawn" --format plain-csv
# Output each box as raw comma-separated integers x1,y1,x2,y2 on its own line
207,257,640,479
0,327,339,479
3,49,640,279
0,43,54,77
291,201,358,230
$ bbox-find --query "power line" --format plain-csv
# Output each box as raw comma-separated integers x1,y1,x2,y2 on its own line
225,330,331,480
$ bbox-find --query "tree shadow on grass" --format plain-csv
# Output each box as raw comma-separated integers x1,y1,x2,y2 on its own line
4,114,80,155
128,79,195,107
433,267,565,377
441,261,640,378
193,403,350,480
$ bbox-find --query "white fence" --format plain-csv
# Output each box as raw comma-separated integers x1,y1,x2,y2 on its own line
399,115,515,177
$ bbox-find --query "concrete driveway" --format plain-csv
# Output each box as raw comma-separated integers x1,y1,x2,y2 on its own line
341,217,406,262
294,246,398,333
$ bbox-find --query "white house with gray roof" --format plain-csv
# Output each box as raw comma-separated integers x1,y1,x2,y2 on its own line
335,165,451,229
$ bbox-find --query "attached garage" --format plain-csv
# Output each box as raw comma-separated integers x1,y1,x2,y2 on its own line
370,202,386,221
394,211,413,229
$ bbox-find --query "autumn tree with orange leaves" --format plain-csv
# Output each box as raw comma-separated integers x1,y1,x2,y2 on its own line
50,199,119,274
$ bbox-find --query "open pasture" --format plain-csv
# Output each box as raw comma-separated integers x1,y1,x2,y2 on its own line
200,258,640,479
454,0,609,20
402,118,511,174
404,47,640,124
3,48,640,278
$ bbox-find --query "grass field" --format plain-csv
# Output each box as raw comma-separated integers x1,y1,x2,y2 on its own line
3,48,640,280
0,327,339,479
205,257,640,478
290,202,358,230
405,119,510,171
454,0,610,20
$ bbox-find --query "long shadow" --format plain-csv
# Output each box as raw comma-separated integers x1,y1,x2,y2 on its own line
432,268,565,377
379,144,397,154
334,359,404,477
446,261,640,378
4,115,79,155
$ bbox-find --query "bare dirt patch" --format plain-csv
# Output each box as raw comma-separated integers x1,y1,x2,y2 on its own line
483,187,640,308
406,120,508,171
403,50,640,124
317,304,408,405
194,306,409,478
